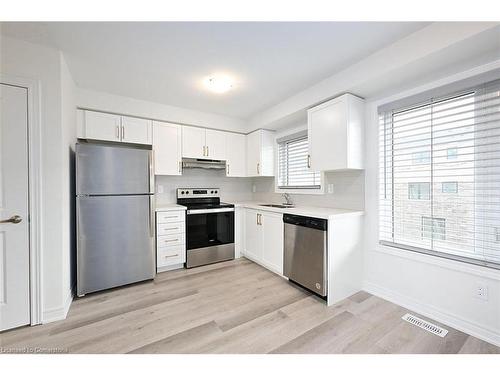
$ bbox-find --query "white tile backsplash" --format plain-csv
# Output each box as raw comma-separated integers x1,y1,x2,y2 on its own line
155,168,253,205
155,169,364,210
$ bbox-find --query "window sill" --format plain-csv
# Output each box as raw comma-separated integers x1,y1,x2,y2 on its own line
374,242,500,281
274,186,325,195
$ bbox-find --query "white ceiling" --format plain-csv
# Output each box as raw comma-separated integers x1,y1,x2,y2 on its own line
1,22,429,119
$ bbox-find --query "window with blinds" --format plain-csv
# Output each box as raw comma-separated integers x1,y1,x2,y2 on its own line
379,79,500,269
278,135,321,189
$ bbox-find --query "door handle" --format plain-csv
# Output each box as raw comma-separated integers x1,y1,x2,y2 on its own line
0,215,22,224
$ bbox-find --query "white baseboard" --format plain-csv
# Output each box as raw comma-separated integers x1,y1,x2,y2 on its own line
42,288,73,324
364,281,500,347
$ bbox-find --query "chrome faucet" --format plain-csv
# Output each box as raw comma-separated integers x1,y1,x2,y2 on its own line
282,193,294,207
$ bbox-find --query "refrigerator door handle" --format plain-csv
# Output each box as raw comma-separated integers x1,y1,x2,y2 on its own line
149,194,155,238
149,150,155,194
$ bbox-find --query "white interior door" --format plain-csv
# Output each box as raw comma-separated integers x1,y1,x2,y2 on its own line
0,83,30,331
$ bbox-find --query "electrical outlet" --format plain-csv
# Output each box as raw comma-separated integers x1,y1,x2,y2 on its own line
475,283,489,301
157,185,164,194
328,184,334,194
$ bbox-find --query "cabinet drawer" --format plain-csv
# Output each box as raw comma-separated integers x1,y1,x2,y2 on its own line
157,233,185,249
157,221,185,236
157,245,186,267
157,210,185,223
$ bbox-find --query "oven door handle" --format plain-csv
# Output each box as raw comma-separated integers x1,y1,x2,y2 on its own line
187,208,235,215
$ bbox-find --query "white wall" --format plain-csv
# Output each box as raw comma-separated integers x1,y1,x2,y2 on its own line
60,53,77,314
0,35,76,322
363,62,500,346
77,88,247,133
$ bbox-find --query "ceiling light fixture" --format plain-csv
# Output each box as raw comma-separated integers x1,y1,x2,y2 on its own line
203,74,234,94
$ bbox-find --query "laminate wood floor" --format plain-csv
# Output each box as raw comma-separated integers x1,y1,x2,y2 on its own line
1,258,499,354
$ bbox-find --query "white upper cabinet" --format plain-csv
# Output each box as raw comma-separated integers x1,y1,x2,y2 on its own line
225,132,246,177
205,129,226,160
307,93,365,171
153,121,182,176
246,129,275,177
77,109,152,145
121,116,152,145
78,110,121,142
182,126,226,160
182,126,206,159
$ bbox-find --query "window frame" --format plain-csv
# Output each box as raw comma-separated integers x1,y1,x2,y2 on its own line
378,78,500,271
275,132,325,195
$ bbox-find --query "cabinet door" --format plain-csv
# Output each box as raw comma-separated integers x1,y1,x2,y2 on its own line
182,126,206,159
226,133,246,177
121,116,152,145
153,121,182,176
205,129,226,160
246,130,261,177
308,96,348,171
84,111,121,142
244,209,262,261
261,212,284,275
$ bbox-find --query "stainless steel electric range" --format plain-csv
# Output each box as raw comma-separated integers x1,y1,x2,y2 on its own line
177,188,235,268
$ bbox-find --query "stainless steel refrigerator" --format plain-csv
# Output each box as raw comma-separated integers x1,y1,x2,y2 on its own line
76,142,155,297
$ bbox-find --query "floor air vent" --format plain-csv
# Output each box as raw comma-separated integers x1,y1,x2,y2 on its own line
401,313,448,337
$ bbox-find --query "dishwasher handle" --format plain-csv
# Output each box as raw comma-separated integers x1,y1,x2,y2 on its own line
283,214,327,231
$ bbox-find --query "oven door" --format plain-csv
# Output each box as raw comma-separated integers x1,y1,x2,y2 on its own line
186,209,235,250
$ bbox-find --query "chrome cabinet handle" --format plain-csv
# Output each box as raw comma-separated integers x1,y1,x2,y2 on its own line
0,215,22,224
164,254,179,258
163,227,179,231
257,163,260,175
226,164,230,175
116,125,120,139
178,161,182,173
121,125,125,140
206,146,209,157
202,146,206,156
307,154,311,168
165,239,179,243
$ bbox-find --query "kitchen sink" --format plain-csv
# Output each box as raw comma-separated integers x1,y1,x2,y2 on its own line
259,204,295,209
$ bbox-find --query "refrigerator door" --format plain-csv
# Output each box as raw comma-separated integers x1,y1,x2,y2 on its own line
76,142,153,195
77,195,155,296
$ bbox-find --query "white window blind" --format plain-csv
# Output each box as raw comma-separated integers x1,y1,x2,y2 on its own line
278,136,321,189
379,79,500,270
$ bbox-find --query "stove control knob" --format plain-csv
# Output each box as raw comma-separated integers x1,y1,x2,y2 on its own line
181,191,185,195
186,191,189,195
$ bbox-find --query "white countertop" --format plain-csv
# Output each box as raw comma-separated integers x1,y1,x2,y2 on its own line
155,204,187,212
230,201,364,220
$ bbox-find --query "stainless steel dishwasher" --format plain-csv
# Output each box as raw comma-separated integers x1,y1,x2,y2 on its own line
283,214,328,297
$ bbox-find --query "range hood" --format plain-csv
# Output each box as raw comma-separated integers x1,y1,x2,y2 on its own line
182,158,226,170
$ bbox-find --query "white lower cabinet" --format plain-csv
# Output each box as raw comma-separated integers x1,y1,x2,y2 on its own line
243,209,283,275
156,209,186,271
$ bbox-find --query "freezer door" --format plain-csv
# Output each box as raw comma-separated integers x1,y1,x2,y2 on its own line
76,142,153,195
77,195,155,296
